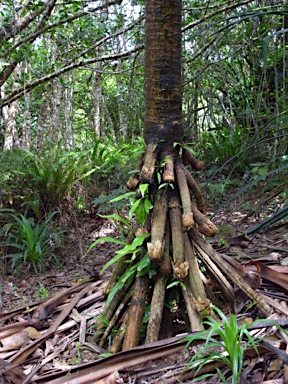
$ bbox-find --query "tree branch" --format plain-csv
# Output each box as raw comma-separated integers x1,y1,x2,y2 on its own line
0,44,144,108
0,0,128,59
0,0,55,43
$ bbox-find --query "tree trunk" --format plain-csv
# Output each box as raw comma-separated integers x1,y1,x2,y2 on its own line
63,73,74,149
36,92,51,149
94,0,270,351
50,79,62,143
92,50,102,140
144,0,182,150
3,66,20,151
21,90,31,150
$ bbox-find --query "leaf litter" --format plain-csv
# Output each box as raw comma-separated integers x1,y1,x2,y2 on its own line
0,198,288,383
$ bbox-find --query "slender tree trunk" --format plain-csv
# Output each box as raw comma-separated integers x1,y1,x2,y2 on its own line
92,49,103,140
63,73,74,148
144,0,183,149
36,92,51,149
94,0,270,352
3,66,20,151
3,99,19,151
21,91,31,150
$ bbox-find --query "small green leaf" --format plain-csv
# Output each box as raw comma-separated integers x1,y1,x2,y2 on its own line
136,253,150,272
98,214,131,228
134,202,147,225
128,198,141,220
144,198,153,213
167,281,180,289
139,183,149,197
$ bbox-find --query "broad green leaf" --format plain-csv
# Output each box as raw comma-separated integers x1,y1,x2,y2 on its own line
139,183,149,197
136,253,150,272
128,198,141,220
115,233,150,257
134,202,147,225
106,264,137,306
100,250,128,274
109,191,136,202
144,198,153,213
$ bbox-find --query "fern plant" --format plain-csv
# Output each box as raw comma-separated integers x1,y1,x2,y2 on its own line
25,149,98,214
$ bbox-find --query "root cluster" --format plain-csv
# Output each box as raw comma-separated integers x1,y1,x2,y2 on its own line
94,143,271,352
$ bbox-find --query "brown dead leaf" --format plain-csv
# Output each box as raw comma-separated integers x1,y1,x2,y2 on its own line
0,321,30,340
247,261,288,291
0,358,29,384
23,327,41,339
268,358,282,373
95,371,124,384
0,331,30,352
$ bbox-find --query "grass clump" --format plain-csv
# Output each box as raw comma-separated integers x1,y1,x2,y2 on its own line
0,211,65,273
184,306,260,384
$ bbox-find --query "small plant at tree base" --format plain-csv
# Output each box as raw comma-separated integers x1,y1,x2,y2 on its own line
34,282,50,299
84,184,155,307
1,211,65,273
184,306,260,384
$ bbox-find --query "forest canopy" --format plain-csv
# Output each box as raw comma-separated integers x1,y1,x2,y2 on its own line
0,0,287,160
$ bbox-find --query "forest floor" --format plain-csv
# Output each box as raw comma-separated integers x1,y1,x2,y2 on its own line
0,188,288,383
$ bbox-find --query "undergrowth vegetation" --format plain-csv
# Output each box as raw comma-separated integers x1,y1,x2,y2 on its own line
184,307,260,384
0,137,145,273
0,211,64,273
0,128,287,275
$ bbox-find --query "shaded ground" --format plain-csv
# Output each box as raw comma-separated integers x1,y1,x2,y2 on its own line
0,191,288,383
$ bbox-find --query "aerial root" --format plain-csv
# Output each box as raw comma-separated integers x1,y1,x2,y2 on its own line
147,194,167,262
141,142,158,183
145,273,166,343
122,275,150,350
182,147,204,171
168,189,188,279
189,227,272,317
175,161,194,229
182,278,204,332
96,144,241,350
99,289,132,348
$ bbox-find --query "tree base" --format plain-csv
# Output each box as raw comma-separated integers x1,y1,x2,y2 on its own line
94,144,271,351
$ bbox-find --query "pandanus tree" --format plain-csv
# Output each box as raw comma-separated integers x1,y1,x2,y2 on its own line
95,0,272,352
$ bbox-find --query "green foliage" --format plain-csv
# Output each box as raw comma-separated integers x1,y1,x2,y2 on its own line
184,306,260,383
89,137,146,191
0,147,97,216
202,126,251,168
91,186,130,214
84,183,155,308
0,137,146,217
127,184,153,225
0,211,64,273
24,149,98,214
106,250,154,308
85,233,153,308
245,204,288,235
101,233,150,274
34,282,50,299
214,161,288,217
